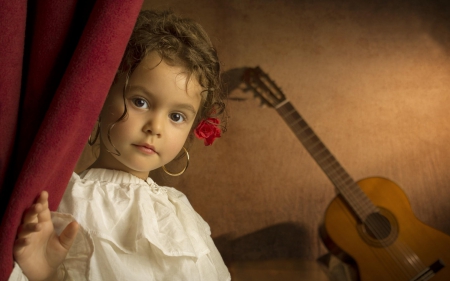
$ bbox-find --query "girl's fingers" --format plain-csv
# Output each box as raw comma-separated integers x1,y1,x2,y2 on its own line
36,191,49,208
21,191,51,224
22,203,43,224
16,222,41,238
36,191,51,222
14,191,52,260
59,221,79,250
14,237,30,249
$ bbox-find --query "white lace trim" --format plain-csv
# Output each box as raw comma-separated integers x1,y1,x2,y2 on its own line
146,178,167,194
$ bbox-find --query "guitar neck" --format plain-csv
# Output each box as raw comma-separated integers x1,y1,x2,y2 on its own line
275,100,377,221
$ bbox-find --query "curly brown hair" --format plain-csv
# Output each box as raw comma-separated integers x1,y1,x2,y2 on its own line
116,10,226,131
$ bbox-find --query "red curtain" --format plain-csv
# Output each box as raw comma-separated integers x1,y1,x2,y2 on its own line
0,0,143,279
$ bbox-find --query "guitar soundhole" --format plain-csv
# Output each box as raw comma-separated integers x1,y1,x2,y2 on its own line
357,207,399,247
364,213,391,240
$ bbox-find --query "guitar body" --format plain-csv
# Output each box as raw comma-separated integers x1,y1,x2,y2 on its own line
321,177,450,281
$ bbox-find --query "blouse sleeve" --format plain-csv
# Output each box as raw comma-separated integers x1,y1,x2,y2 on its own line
51,212,94,280
8,262,69,281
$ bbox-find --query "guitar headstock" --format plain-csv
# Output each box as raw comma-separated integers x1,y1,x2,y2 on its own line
243,67,287,108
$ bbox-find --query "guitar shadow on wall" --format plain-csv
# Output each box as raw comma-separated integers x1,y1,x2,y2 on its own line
213,222,310,263
221,67,248,98
220,68,317,263
218,69,314,263
222,66,285,110
221,67,264,104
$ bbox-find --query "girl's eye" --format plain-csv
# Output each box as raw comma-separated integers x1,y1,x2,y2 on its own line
133,98,149,109
170,113,186,123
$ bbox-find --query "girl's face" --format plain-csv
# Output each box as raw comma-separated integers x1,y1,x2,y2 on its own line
94,52,202,179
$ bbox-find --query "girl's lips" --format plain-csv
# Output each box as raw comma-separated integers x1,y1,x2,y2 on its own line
133,144,157,155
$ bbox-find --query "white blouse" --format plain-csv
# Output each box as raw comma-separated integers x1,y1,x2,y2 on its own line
10,169,231,281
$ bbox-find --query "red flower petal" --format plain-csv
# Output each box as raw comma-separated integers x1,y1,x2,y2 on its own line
194,118,222,146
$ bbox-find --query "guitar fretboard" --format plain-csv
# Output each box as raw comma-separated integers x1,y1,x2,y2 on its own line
276,100,377,221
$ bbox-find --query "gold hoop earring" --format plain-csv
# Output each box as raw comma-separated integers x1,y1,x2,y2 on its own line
162,147,190,176
88,118,101,146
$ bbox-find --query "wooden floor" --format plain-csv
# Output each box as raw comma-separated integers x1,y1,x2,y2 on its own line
228,259,332,281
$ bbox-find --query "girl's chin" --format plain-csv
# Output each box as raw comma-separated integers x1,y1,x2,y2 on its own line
117,159,160,171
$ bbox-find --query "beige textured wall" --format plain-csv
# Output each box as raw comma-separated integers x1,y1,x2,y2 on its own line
77,0,450,263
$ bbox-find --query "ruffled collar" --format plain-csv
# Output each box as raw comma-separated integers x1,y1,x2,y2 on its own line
66,168,210,259
79,168,157,187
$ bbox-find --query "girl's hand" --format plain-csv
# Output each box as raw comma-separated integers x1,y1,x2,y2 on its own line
13,191,79,281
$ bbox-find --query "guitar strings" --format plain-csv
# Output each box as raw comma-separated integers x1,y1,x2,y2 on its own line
343,181,425,279
276,101,427,280
345,180,426,275
312,138,423,279
316,139,426,279
307,120,426,279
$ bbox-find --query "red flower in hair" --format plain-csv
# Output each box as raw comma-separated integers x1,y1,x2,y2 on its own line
194,118,222,146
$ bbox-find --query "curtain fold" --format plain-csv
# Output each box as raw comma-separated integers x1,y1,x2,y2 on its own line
0,0,143,279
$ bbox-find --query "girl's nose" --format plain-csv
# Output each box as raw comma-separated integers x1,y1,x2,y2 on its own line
144,114,163,136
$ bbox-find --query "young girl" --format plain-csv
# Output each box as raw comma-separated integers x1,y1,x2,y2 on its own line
9,10,230,281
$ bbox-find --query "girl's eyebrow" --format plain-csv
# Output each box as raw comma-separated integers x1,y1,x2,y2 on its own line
128,85,153,97
129,85,197,115
175,103,197,115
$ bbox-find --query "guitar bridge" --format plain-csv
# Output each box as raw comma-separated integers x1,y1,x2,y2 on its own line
410,259,445,281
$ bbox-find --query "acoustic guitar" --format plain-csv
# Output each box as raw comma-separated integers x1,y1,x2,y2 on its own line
243,66,450,281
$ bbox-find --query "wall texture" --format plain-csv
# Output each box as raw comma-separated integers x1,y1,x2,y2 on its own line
77,0,450,264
